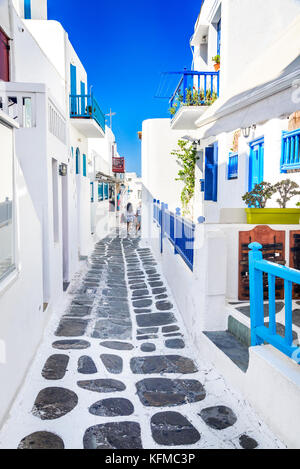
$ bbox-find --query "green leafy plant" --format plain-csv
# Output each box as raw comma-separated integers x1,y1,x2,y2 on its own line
171,140,199,216
242,182,276,208
169,87,218,116
273,179,300,208
212,54,220,64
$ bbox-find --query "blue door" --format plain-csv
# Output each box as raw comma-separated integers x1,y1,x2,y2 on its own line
82,154,87,176
249,137,264,190
204,142,218,202
217,19,221,56
70,64,77,115
76,148,80,174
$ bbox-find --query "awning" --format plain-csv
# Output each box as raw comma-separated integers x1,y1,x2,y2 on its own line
95,171,116,184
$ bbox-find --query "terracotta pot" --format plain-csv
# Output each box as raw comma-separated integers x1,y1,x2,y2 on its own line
214,63,220,72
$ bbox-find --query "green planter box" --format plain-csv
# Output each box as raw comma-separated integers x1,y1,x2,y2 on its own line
245,208,300,224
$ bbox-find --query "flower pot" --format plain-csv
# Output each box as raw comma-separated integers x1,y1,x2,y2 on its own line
214,63,220,72
245,208,300,225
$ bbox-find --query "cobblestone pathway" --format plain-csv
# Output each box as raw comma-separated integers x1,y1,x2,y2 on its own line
0,235,284,449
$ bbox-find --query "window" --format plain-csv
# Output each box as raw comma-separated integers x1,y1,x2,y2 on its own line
90,182,94,202
228,152,238,179
217,19,221,56
0,121,14,281
98,183,104,201
281,128,300,172
24,0,32,19
0,28,9,82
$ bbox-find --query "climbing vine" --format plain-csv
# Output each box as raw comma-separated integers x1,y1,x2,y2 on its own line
171,140,199,217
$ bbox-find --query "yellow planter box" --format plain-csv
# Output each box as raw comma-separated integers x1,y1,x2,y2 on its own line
245,208,300,225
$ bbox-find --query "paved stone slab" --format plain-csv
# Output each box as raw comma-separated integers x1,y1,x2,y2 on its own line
100,354,123,374
129,283,147,290
156,294,168,300
239,434,258,449
92,320,131,340
55,319,88,337
77,379,126,393
72,295,94,306
18,431,64,449
78,356,97,374
136,334,158,341
132,299,153,308
156,300,173,311
135,309,152,314
52,340,91,350
136,313,176,328
132,289,150,297
151,412,200,446
165,339,185,349
64,305,91,317
83,422,143,449
89,398,134,417
162,325,180,333
199,406,237,430
141,343,156,352
137,328,159,335
136,378,206,407
32,387,78,420
149,281,163,288
100,341,134,351
130,355,197,374
41,355,69,380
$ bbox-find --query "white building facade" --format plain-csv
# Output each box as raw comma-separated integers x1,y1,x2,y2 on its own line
0,0,120,426
141,0,300,448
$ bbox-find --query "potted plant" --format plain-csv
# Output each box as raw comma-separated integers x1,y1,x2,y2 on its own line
242,180,300,224
212,54,220,72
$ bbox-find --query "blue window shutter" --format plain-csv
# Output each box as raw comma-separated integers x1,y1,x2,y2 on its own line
24,0,31,19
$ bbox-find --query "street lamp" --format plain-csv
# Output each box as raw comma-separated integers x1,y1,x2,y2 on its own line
182,135,201,148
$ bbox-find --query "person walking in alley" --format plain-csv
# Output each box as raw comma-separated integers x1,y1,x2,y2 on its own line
126,202,135,236
136,204,141,235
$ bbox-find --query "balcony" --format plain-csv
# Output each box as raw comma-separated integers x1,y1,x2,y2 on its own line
69,94,105,138
169,70,219,129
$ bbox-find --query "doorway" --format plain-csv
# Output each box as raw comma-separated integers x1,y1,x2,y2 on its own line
248,136,264,191
61,168,69,289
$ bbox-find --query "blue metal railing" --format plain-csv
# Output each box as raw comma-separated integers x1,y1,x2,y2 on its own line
153,199,195,271
281,128,300,172
169,70,220,116
228,152,238,179
69,94,106,133
249,242,300,360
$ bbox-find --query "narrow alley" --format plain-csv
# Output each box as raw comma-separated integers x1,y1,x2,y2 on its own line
0,233,284,449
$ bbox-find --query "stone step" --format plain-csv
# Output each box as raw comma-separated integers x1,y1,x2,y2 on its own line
203,331,249,373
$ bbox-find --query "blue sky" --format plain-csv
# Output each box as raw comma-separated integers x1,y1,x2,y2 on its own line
48,0,200,176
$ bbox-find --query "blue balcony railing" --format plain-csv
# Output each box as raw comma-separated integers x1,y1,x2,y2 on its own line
249,242,300,361
153,199,196,271
281,128,300,172
169,70,220,117
70,94,105,133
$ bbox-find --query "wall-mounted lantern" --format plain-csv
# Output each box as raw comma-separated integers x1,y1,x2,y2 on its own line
242,127,251,138
59,163,67,176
